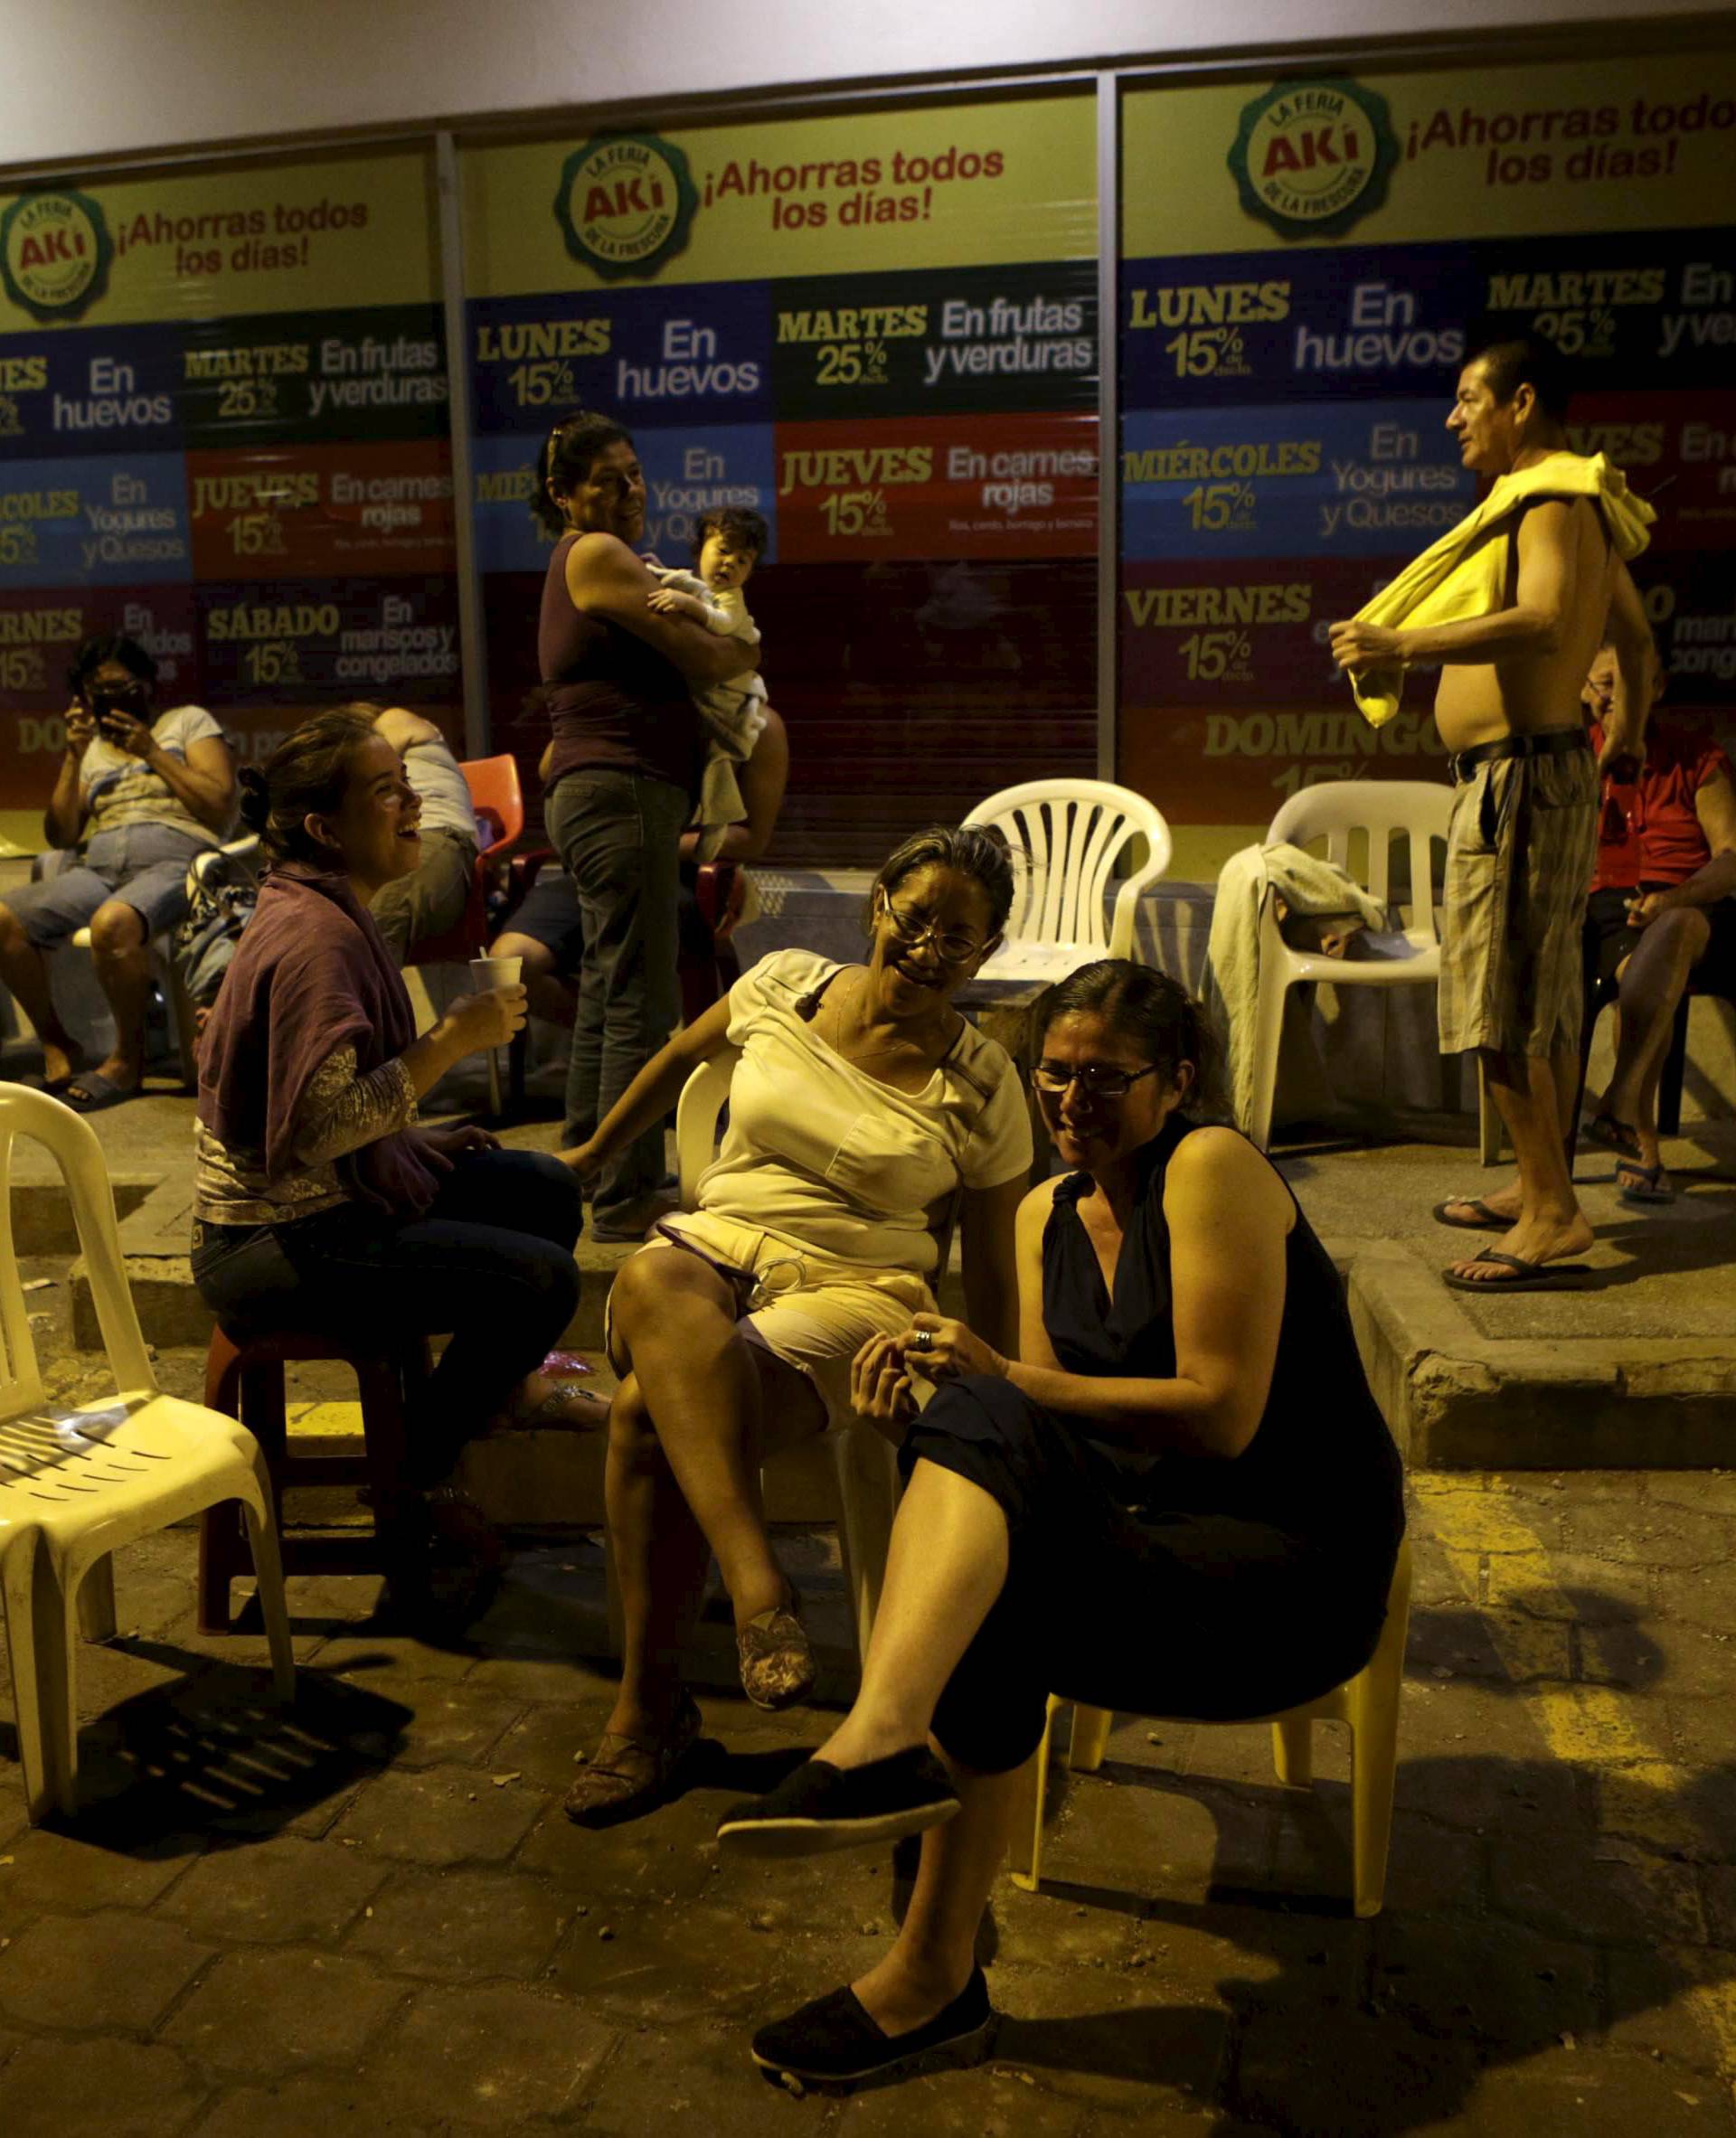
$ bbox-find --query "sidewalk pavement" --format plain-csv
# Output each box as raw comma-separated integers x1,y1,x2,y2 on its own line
5,1462,1736,2134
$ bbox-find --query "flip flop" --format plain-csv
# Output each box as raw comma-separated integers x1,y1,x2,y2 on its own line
1583,1113,1643,1162
61,1069,138,1115
1616,1158,1675,1206
1432,1197,1511,1231
1444,1248,1597,1293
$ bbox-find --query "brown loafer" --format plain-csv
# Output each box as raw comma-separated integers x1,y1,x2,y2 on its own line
563,1691,703,1827
737,1597,815,1712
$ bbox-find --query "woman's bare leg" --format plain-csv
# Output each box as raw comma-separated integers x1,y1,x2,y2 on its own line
609,1248,824,1630
854,1757,1022,2032
604,1372,713,1741
814,1458,1010,1771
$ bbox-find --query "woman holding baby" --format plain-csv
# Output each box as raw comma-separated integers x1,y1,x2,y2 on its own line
533,411,758,1241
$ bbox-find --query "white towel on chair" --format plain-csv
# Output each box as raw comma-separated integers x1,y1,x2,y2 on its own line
1205,843,1390,1133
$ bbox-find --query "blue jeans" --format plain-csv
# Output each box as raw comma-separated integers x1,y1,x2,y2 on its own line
545,768,688,1223
191,1149,583,1487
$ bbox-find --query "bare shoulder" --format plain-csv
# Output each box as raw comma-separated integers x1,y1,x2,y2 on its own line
1015,1173,1064,1239
373,705,439,750
1165,1126,1293,1225
564,531,642,590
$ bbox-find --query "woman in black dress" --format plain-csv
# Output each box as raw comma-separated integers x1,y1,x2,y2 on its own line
719,959,1405,2086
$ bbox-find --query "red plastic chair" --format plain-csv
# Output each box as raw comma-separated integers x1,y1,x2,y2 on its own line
404,756,524,1115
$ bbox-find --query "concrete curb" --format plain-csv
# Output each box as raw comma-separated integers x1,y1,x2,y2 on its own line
1346,1239,1736,1469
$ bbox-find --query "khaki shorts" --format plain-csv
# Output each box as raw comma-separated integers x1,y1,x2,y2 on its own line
1439,744,1598,1060
604,1210,934,1428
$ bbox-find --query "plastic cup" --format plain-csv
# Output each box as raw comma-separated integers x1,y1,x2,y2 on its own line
469,955,523,990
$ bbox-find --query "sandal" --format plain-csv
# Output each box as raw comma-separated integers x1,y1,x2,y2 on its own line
1617,1157,1675,1206
1584,1113,1643,1162
738,1596,815,1711
1443,1248,1597,1293
1431,1196,1511,1232
564,1691,703,1827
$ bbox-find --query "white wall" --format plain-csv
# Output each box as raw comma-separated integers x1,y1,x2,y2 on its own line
7,0,1731,171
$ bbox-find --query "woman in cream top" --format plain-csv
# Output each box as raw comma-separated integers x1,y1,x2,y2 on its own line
561,824,1033,1826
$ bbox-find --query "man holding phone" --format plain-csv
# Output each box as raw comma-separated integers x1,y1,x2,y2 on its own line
0,633,236,1110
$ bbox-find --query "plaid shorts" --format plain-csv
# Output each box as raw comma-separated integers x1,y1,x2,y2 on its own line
1439,743,1599,1060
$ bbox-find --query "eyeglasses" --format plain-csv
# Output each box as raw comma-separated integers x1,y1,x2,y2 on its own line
1032,1062,1163,1099
878,895,986,966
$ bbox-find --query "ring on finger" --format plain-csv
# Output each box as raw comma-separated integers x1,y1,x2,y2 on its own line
911,1328,934,1354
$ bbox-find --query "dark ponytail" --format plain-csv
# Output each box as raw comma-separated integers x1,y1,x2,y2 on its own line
532,410,634,539
1030,959,1226,1119
244,708,380,869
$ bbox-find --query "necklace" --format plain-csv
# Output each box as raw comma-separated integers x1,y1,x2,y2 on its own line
825,969,948,1070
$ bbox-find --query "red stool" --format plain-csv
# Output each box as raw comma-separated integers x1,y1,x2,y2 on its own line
198,1328,433,1633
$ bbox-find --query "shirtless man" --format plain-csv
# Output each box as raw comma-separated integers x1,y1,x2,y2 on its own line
1328,334,1652,1289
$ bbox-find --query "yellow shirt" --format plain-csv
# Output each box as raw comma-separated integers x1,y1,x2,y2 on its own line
1347,450,1656,728
698,949,1033,1276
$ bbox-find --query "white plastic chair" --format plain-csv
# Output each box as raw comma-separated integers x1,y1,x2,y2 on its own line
963,779,1173,985
1245,782,1454,1153
1011,1540,1412,1919
671,1047,909,1661
0,1084,293,1822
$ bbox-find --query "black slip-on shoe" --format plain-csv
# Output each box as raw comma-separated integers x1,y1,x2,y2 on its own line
751,1967,993,2086
716,1747,959,1857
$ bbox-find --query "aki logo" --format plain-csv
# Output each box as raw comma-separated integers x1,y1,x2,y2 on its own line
554,133,698,282
1228,79,1399,240
0,188,113,322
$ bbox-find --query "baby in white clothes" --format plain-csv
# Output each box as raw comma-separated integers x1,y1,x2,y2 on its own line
646,507,769,861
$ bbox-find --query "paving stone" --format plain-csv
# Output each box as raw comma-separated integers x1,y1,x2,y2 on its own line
357,1980,613,2124
1274,1802,1486,1918
992,1878,1146,1972
1560,1501,1734,1570
1484,1549,1653,1624
1391,1741,1586,1839
830,2061,1098,2134
1011,1769,1278,1916
1701,1863,1736,1949
154,1834,388,1944
1603,1945,1736,2074
346,1865,575,1981
310,1632,480,1682
329,1764,547,1867
1230,1995,1486,2138
0,1910,212,2031
189,2069,454,2138
1646,1473,1736,1518
1408,1603,1576,1684
1408,2045,1736,2134
578,2014,812,2135
0,2037,205,2138
332,1681,525,1770
1665,1698,1736,1768
1486,1830,1706,1945
163,1945,407,2078
1591,1761,1736,1867
1372,1910,1599,2050
0,1822,202,1914
546,1896,784,2020
988,1962,1231,2119
461,1651,609,1703
482,1697,619,1792
511,1790,727,1905
1651,1560,1736,1634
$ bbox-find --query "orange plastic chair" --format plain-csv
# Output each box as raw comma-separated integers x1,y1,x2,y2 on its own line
404,754,524,968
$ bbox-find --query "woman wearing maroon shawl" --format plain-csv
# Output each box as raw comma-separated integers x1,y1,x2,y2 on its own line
193,710,590,1567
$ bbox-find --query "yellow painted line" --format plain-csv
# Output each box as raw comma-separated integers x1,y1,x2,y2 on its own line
1410,1477,1734,2082
284,1399,363,1439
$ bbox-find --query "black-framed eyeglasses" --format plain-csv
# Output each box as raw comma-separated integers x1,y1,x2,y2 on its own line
1032,1061,1163,1099
878,894,986,967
